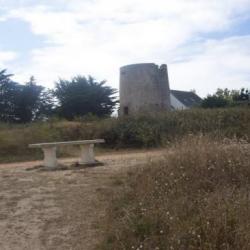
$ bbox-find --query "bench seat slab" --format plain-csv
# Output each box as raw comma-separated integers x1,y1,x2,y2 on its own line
29,139,104,148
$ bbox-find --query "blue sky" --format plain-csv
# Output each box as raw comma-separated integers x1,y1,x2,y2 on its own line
0,19,44,52
0,0,250,96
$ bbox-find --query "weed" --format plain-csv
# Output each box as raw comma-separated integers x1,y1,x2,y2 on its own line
99,136,250,250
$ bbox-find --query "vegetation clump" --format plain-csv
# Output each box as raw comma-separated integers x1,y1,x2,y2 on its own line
0,69,118,123
0,107,249,162
100,136,250,250
202,88,249,108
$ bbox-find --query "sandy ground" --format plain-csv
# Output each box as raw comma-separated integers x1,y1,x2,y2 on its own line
0,150,164,250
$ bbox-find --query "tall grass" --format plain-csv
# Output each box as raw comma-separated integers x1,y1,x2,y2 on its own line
0,107,249,162
99,136,250,250
103,107,250,147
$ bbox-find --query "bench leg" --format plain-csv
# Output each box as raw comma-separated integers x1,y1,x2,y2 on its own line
79,144,95,164
42,146,57,168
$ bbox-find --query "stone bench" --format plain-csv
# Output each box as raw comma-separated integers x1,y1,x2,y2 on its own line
29,139,105,168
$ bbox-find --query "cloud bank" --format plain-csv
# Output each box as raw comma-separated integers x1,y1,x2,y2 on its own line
0,0,250,96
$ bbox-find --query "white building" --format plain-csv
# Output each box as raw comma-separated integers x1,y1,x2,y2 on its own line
170,90,202,110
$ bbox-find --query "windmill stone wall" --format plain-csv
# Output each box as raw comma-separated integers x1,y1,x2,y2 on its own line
119,63,171,116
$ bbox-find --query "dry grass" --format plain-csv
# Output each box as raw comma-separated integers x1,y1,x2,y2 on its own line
99,136,250,250
0,107,249,163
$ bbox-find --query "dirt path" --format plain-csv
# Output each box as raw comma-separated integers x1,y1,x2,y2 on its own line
0,150,165,250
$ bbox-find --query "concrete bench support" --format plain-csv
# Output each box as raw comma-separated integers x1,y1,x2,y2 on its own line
29,139,105,168
79,144,95,164
42,146,58,168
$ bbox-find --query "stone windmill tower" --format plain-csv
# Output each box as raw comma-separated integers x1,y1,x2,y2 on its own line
119,63,171,116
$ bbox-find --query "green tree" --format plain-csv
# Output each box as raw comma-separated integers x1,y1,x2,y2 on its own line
0,70,54,123
0,69,19,122
201,95,229,108
54,76,118,120
14,76,55,122
202,88,249,108
0,69,12,82
234,88,249,101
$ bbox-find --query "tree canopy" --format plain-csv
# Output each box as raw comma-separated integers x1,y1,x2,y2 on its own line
0,69,20,122
0,69,118,123
54,76,118,120
202,88,249,108
0,70,54,123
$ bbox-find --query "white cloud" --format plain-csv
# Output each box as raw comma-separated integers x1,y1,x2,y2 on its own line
2,0,250,95
170,36,250,96
0,51,17,68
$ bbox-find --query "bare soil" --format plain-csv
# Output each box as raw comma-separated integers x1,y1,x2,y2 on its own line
0,150,164,250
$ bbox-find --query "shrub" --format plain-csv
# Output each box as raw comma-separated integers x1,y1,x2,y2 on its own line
0,107,249,162
101,107,250,147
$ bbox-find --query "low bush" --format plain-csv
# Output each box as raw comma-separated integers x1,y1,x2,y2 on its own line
0,107,249,162
99,136,250,250
102,108,250,147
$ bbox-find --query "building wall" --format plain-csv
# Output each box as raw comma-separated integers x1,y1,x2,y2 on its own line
170,94,187,110
119,63,171,116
